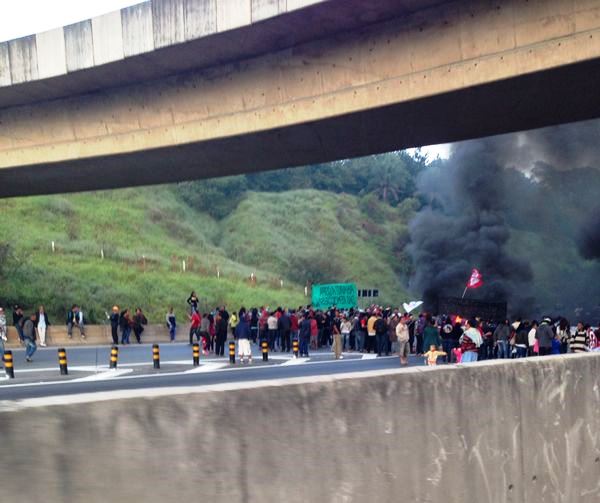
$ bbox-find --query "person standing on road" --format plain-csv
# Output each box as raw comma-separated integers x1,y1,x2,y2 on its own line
67,305,85,340
120,308,132,344
215,310,228,357
108,305,120,345
387,311,399,355
250,308,259,344
208,313,216,352
12,305,24,344
459,319,481,363
415,313,426,355
374,311,388,357
259,308,268,345
528,321,538,356
557,319,571,353
299,312,311,357
22,312,37,362
188,309,201,346
166,307,177,342
340,315,352,352
396,315,410,366
367,311,378,354
422,316,441,358
228,311,239,341
235,308,252,364
440,318,454,363
356,313,366,352
279,309,292,353
332,314,343,360
494,319,511,359
0,307,7,354
570,322,590,353
536,317,554,356
199,313,210,354
310,314,318,351
290,309,299,345
514,321,530,358
132,308,147,344
267,311,278,351
35,305,50,347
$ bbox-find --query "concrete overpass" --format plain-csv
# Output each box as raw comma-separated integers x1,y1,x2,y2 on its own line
1,0,600,197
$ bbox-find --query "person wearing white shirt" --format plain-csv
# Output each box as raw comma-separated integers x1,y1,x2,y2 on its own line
35,305,50,347
528,321,538,356
267,313,279,351
0,307,7,354
340,316,352,351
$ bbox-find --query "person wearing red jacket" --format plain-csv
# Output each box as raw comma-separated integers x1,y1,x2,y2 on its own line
188,310,201,345
290,310,299,342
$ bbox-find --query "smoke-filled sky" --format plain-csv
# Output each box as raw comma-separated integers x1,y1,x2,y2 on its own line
408,119,600,320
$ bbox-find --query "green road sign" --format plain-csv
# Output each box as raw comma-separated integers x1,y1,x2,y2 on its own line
311,283,358,310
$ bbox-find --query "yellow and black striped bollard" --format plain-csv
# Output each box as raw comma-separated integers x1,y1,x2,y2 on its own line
58,348,68,375
109,346,118,369
3,350,14,379
152,344,160,369
293,339,299,358
193,343,200,367
229,341,236,364
261,341,269,362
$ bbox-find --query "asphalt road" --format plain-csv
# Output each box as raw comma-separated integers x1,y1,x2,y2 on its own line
0,342,421,400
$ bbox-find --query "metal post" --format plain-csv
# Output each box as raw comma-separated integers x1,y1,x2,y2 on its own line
293,339,299,358
109,346,118,369
262,341,269,362
152,344,160,369
58,348,68,375
193,343,200,367
229,341,236,364
3,350,14,379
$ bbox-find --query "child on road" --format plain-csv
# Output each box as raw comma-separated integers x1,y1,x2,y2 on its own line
424,345,447,366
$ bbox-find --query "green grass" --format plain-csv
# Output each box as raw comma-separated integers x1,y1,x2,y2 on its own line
0,185,413,322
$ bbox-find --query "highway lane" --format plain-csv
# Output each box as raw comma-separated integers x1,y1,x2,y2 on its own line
0,343,421,400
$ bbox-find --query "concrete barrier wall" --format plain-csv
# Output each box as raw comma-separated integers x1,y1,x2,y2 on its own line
4,324,192,348
1,354,599,502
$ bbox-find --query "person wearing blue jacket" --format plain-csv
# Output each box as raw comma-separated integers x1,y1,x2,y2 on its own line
166,307,177,342
299,312,311,358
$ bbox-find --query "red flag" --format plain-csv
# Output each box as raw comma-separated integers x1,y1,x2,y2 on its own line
466,268,483,289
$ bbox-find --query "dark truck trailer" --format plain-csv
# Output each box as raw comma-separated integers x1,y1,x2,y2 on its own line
437,297,507,321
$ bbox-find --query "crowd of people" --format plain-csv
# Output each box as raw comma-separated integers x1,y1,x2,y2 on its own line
0,304,86,362
108,306,148,345
182,295,600,365
2,293,599,367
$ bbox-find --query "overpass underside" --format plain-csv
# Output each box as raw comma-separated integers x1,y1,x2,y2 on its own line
1,0,600,197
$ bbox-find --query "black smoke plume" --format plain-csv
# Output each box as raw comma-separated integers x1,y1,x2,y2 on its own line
408,140,534,313
408,119,600,319
579,209,600,261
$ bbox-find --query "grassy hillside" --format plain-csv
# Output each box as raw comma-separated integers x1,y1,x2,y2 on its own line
0,186,414,322
220,190,414,299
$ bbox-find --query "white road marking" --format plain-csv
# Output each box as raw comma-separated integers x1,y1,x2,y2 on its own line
0,361,461,409
281,358,310,366
185,363,228,373
69,369,133,382
1,365,108,374
361,354,377,360
0,354,394,390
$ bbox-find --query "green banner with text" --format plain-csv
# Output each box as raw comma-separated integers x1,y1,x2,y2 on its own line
311,283,358,310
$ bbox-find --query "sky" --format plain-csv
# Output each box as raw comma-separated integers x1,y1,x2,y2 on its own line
0,0,450,160
0,0,143,42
